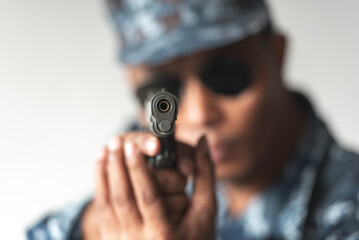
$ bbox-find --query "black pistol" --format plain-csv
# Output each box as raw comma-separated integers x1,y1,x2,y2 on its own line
146,88,178,168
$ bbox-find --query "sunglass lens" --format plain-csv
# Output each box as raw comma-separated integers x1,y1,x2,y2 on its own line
199,57,252,96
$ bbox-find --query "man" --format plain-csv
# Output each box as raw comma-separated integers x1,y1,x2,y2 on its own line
27,0,359,239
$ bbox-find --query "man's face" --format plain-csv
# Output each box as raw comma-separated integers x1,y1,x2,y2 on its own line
126,33,287,182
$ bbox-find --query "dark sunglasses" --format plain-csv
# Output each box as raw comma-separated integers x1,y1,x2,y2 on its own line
135,56,252,106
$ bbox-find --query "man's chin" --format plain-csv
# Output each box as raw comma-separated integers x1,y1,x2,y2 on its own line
214,160,255,183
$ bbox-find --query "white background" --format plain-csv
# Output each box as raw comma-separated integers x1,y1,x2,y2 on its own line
0,0,358,239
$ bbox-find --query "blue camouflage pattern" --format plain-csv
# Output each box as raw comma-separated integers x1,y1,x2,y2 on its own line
106,0,271,66
26,93,359,240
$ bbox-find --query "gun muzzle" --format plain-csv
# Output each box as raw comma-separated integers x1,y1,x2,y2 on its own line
147,89,178,168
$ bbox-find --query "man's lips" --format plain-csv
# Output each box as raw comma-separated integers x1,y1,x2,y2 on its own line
209,141,236,163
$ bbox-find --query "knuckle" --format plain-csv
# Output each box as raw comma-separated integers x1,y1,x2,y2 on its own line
156,172,170,190
156,170,186,193
113,191,134,209
108,136,123,152
140,187,160,206
126,153,141,168
151,226,171,240
155,170,166,184
118,203,137,216
172,170,186,183
95,194,110,208
166,194,188,213
171,172,186,188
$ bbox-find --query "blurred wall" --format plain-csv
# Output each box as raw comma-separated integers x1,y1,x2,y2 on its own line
0,0,358,239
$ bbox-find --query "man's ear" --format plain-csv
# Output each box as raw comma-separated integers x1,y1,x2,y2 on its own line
272,33,287,74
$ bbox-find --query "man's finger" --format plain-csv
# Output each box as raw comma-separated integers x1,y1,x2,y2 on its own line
185,136,217,222
124,132,161,157
163,193,188,215
95,147,109,207
94,147,118,234
107,137,141,227
176,141,196,176
154,169,187,194
124,142,168,226
124,132,196,176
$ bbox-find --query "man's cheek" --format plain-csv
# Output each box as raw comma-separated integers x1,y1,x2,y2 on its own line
174,124,199,147
223,89,264,136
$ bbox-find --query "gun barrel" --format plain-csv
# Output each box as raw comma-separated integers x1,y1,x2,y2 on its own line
147,89,178,168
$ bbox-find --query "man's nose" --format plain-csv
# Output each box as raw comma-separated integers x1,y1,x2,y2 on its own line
179,75,223,128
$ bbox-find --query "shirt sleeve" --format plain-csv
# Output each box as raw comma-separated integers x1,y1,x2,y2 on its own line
26,199,92,240
320,214,359,240
303,197,359,240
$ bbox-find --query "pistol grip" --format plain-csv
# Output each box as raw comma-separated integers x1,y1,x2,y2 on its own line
147,134,176,168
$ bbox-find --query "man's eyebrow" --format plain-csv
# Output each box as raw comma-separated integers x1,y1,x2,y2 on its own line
141,71,170,84
141,73,158,84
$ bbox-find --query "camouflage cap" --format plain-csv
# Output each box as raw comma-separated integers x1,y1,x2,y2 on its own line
106,0,271,66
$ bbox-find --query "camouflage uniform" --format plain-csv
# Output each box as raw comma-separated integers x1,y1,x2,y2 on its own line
27,93,359,240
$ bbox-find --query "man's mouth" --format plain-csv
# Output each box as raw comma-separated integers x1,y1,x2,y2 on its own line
209,140,237,163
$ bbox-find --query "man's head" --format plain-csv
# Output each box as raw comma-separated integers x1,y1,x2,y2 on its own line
107,0,293,182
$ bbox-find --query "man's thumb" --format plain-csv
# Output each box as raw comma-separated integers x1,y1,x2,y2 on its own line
186,135,217,221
